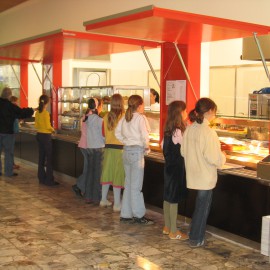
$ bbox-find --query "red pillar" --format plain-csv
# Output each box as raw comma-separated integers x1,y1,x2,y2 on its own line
20,62,28,107
159,42,201,142
51,60,62,129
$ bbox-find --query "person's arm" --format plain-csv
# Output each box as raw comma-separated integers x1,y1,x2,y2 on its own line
45,111,54,132
13,103,34,119
172,128,182,145
102,121,105,137
203,129,226,168
140,115,150,151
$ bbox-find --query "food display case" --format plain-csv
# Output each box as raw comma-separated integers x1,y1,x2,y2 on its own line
213,117,270,169
145,111,161,151
57,86,150,134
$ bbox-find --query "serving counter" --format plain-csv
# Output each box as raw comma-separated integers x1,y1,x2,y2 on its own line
16,119,270,243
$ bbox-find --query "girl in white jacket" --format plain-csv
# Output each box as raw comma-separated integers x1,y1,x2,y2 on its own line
181,97,226,248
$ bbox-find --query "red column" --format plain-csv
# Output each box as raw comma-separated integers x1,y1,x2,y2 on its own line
159,42,201,142
51,60,62,129
20,62,28,107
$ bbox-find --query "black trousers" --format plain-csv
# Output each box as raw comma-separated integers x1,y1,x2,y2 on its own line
36,133,54,185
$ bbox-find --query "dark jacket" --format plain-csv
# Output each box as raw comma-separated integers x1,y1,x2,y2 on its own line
0,98,34,134
163,134,187,203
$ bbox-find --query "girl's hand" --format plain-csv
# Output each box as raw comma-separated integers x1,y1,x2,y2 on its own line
144,148,150,155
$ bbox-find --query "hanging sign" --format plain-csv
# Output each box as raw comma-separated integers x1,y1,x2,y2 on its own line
166,80,186,105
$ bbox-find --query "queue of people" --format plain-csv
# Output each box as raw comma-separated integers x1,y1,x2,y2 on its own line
0,86,225,247
70,92,225,246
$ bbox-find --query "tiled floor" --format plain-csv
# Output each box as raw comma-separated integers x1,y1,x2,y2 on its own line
0,159,269,269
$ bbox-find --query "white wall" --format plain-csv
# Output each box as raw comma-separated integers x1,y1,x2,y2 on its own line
0,0,270,45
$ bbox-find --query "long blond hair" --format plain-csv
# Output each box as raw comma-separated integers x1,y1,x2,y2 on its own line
125,95,143,122
107,94,124,130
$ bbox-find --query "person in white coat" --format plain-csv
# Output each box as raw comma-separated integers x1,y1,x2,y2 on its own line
181,97,226,248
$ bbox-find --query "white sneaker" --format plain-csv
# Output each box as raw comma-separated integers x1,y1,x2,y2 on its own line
113,205,121,212
100,200,112,207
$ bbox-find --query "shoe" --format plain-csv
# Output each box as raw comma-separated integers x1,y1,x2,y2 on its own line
120,217,133,223
113,205,121,212
13,164,20,170
169,230,189,240
162,226,170,235
189,239,205,248
44,181,59,186
85,199,93,204
6,173,18,177
100,200,112,207
72,185,82,197
133,216,154,225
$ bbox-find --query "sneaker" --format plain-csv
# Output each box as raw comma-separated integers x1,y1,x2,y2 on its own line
13,164,20,170
100,200,112,207
120,217,133,223
85,199,93,204
133,216,154,225
162,226,170,235
72,185,82,197
169,230,189,240
189,239,205,248
113,205,121,212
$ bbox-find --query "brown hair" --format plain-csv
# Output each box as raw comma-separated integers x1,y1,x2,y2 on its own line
189,97,217,124
10,96,19,103
125,95,143,122
107,94,124,130
1,87,12,100
38,94,50,113
150,88,160,103
164,100,186,136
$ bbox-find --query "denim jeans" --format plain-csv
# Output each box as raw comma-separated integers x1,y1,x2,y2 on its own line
189,189,213,245
121,145,146,219
84,148,103,202
76,148,88,194
0,134,14,176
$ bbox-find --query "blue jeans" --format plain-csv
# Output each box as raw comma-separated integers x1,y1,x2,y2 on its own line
84,148,103,202
0,134,14,176
121,145,146,219
76,148,88,194
189,189,213,245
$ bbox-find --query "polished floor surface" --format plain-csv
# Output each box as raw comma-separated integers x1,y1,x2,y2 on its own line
0,159,269,269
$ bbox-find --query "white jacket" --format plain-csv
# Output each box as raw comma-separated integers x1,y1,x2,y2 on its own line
181,118,226,190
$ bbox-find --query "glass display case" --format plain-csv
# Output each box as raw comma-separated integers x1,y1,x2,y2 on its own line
213,117,270,169
145,111,160,151
57,86,150,134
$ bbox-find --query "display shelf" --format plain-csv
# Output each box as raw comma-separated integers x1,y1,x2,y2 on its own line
213,116,270,169
57,86,150,133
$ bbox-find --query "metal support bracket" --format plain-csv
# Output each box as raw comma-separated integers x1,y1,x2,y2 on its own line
173,43,198,101
31,62,42,85
10,65,28,100
253,32,270,82
141,46,160,88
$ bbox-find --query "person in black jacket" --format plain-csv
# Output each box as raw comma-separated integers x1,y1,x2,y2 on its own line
0,87,34,177
162,100,188,240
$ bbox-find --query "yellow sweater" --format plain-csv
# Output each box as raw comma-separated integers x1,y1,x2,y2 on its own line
35,110,54,134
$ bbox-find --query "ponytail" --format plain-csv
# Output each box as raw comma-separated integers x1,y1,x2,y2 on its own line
125,95,143,122
38,94,49,113
189,98,217,124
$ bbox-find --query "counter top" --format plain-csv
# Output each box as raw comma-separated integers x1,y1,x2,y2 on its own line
19,128,270,185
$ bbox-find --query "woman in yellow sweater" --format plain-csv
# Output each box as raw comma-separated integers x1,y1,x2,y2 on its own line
35,94,58,186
